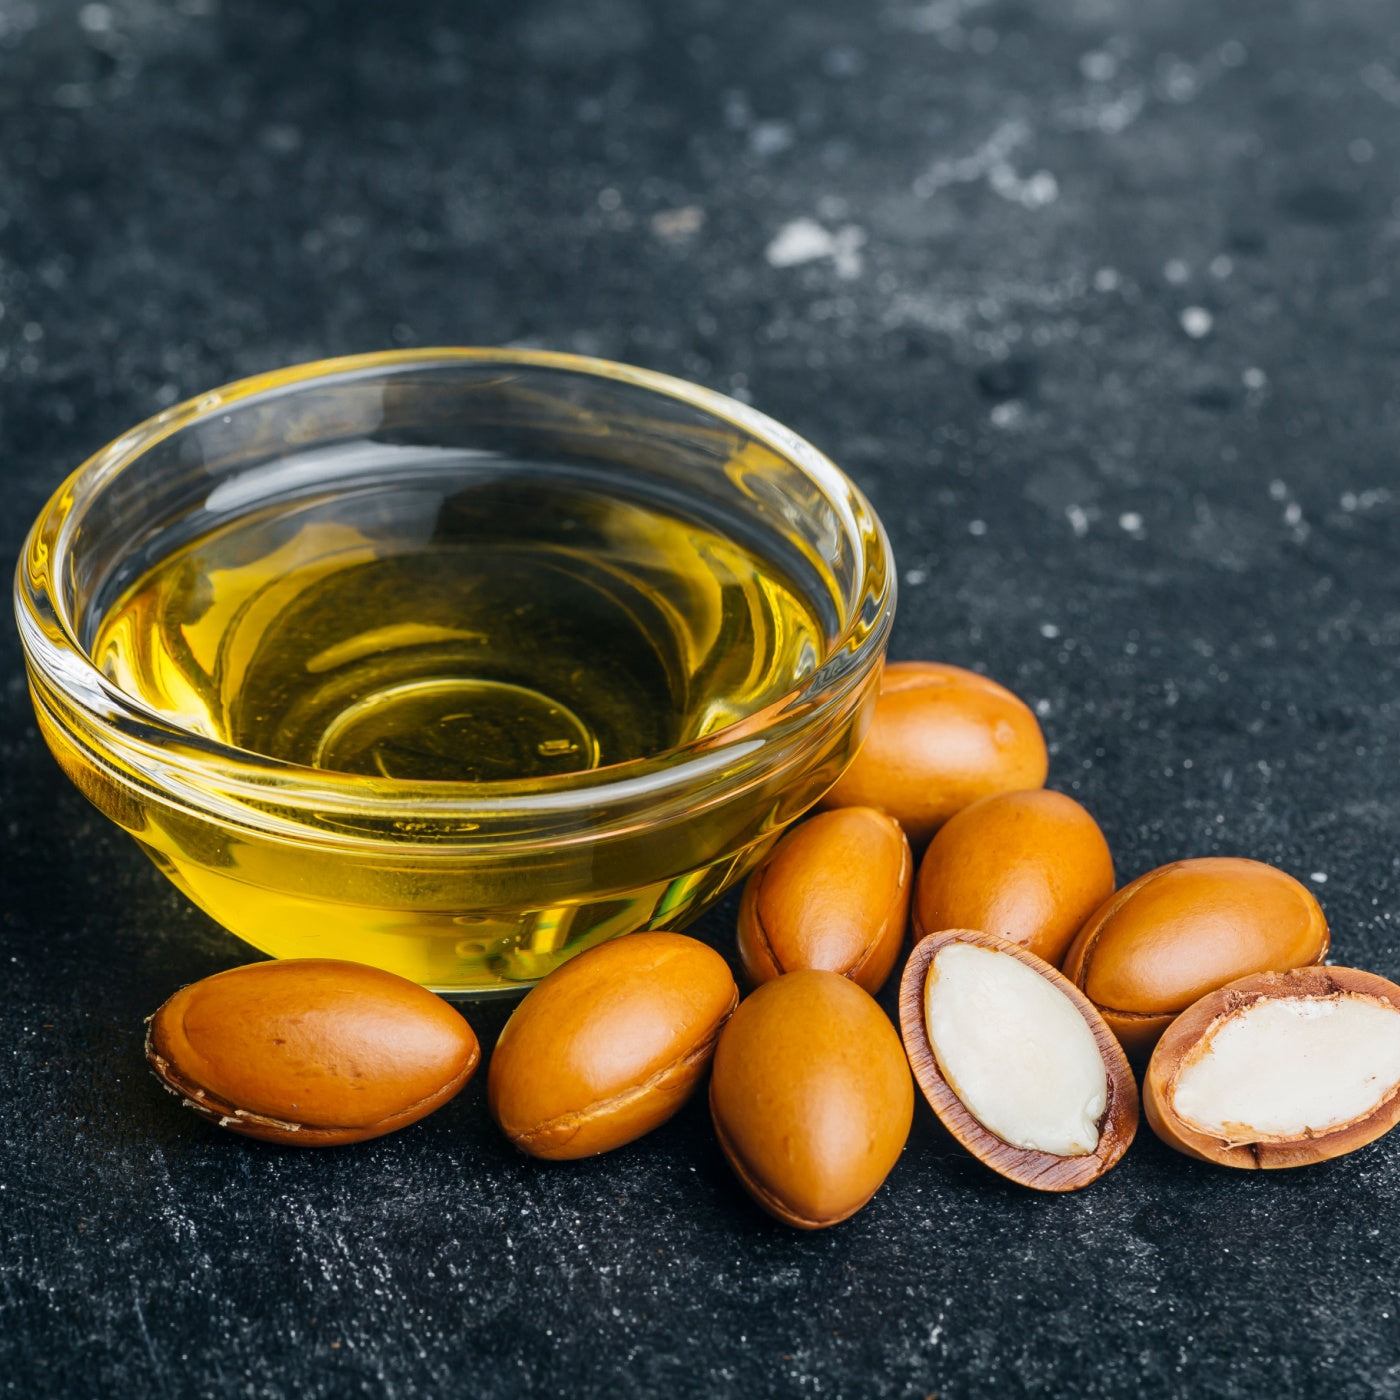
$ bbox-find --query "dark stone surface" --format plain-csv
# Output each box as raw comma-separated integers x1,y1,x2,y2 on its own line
4,0,1400,1395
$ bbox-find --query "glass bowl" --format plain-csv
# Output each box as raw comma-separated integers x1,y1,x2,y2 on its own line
15,349,894,994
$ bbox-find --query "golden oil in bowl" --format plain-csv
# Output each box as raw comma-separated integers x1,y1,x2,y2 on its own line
93,465,824,783
17,351,893,993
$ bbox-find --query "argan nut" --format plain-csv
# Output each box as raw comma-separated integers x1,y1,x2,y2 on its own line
1061,857,1330,1058
899,929,1138,1191
736,806,912,993
819,661,1048,848
146,959,480,1146
488,931,738,1160
709,969,913,1229
1144,966,1400,1169
913,789,1114,966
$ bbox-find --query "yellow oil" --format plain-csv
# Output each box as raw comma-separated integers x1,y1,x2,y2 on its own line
83,460,834,989
94,474,825,778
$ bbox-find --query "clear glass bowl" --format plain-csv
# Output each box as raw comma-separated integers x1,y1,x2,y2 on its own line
15,350,894,993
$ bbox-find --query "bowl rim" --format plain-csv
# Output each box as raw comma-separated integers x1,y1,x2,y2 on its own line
15,347,895,824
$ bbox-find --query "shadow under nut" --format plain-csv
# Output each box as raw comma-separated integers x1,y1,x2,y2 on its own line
488,931,739,1160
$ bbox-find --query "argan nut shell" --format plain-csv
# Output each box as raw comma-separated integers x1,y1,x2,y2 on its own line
818,661,1048,848
487,931,738,1160
709,969,913,1229
899,929,1139,1191
912,789,1114,967
146,958,480,1146
1061,857,1330,1057
736,806,912,993
1144,966,1400,1169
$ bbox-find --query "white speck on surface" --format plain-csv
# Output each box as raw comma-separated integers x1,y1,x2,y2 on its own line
904,568,928,586
897,1,952,31
1080,50,1118,82
1164,259,1191,285
764,219,865,278
1362,62,1400,106
1066,504,1090,537
823,44,866,75
1311,871,1328,884
1180,306,1213,338
990,401,1025,428
1040,623,1061,639
651,206,704,241
79,3,112,32
1284,502,1303,526
261,123,302,154
968,519,987,537
1243,367,1268,389
1269,479,1289,500
1209,254,1233,279
1161,60,1199,103
912,119,1027,198
1119,512,1144,533
750,120,795,157
827,228,867,279
1350,137,1375,163
1035,698,1052,717
1059,82,1146,135
765,219,831,265
988,164,1059,209
1093,267,1120,292
721,89,751,129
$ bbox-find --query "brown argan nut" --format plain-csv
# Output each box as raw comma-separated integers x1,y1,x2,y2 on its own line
818,661,1048,848
146,959,480,1146
1144,966,1400,1169
913,789,1114,966
709,969,913,1229
488,931,738,1160
736,806,912,993
899,929,1138,1191
1061,857,1330,1058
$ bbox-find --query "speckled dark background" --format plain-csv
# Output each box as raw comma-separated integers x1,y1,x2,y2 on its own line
5,0,1400,1395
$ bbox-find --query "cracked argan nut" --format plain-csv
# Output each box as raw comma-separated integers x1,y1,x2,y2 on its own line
818,661,1047,848
1144,966,1400,1169
736,806,911,993
488,931,738,1160
1061,857,1330,1058
912,789,1114,966
709,969,914,1229
146,959,480,1146
899,929,1138,1191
